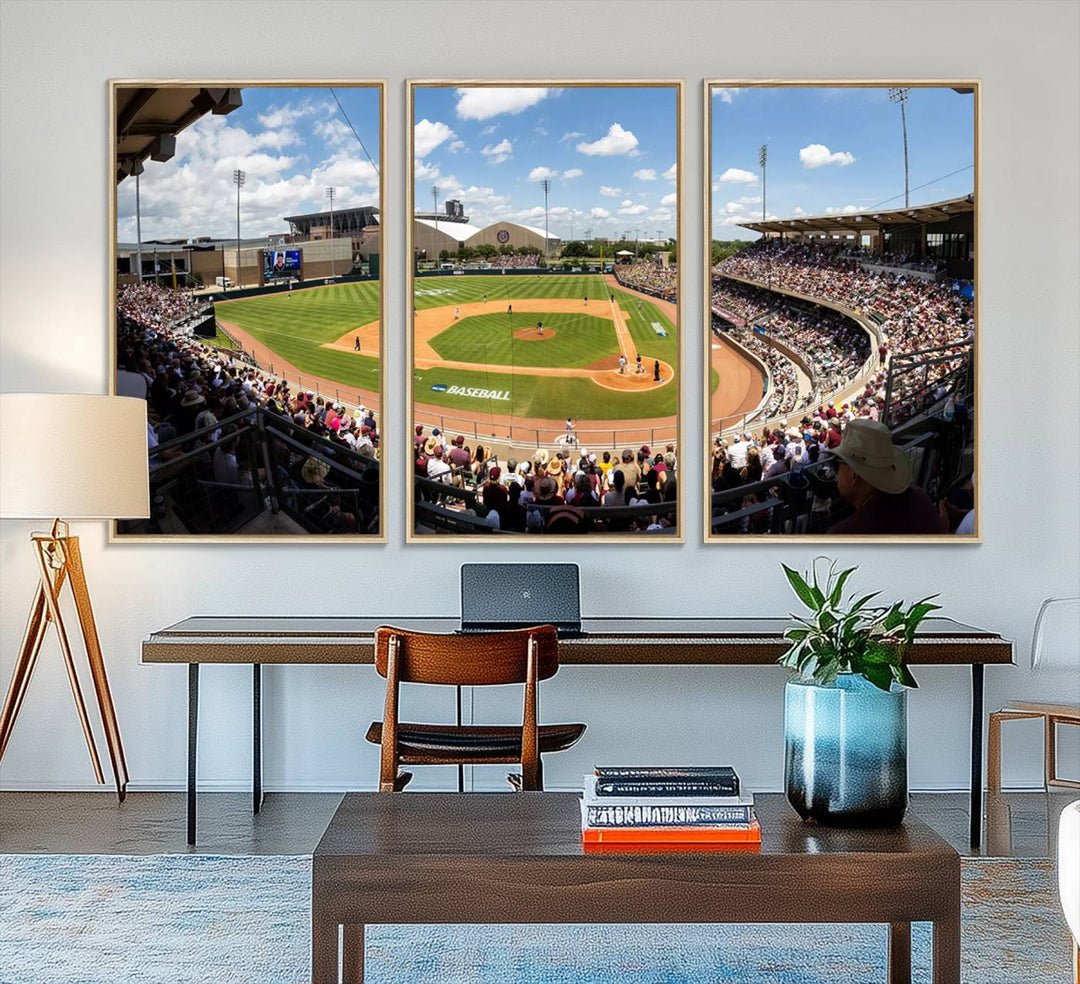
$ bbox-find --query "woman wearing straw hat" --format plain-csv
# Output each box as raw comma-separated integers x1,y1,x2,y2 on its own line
825,419,942,535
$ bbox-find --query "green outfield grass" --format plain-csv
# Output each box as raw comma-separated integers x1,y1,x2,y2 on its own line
413,275,677,420
216,281,380,390
430,311,619,369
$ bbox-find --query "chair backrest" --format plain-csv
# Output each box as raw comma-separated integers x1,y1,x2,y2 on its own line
373,625,560,686
1031,597,1080,672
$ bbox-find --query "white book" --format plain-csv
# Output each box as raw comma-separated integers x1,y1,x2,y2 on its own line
581,775,754,809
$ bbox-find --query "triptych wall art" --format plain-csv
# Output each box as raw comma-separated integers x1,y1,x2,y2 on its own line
108,79,978,543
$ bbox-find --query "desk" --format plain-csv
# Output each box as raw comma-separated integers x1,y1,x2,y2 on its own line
141,616,1012,846
312,791,961,984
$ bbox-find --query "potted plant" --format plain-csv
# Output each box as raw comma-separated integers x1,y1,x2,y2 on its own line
779,559,940,826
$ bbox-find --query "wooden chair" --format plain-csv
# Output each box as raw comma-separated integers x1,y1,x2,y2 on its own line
365,625,586,792
988,598,1080,792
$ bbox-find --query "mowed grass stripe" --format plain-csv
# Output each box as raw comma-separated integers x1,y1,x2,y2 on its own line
216,281,380,390
413,364,676,420
430,311,619,369
414,274,610,310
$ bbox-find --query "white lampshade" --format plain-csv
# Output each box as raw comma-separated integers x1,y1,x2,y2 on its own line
0,393,150,520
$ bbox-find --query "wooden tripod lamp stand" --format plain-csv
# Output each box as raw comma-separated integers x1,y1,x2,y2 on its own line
0,393,149,801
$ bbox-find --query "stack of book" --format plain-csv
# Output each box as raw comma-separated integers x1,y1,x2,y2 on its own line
581,766,760,848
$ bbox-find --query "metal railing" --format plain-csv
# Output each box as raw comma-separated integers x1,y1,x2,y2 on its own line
118,407,379,535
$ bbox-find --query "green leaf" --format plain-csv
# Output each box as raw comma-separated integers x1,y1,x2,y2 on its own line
863,663,894,692
782,564,819,610
849,591,881,614
895,663,919,689
829,566,857,607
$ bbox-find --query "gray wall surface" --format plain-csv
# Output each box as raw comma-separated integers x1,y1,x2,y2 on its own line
1,0,1077,794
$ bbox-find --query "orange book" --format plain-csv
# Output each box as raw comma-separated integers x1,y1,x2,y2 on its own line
582,818,761,845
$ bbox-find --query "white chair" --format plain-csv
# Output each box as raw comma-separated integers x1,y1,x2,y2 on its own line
988,597,1080,791
1059,799,1080,983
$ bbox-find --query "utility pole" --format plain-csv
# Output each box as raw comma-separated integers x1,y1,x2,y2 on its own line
325,186,336,277
233,169,245,287
888,87,911,207
540,178,551,260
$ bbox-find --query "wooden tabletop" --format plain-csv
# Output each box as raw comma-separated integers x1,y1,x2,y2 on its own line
312,791,960,927
142,615,1013,666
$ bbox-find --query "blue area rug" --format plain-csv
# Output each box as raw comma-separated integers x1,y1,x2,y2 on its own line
0,854,1070,983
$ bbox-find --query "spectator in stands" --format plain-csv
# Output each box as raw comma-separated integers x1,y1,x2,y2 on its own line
824,419,942,534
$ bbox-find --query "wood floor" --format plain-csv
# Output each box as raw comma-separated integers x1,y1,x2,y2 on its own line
0,789,1073,858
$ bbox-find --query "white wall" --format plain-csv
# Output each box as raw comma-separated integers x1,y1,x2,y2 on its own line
1,0,1077,795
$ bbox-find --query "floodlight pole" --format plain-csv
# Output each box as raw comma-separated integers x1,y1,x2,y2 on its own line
135,172,143,283
233,169,245,288
889,87,911,208
326,186,336,277
759,143,768,223
432,185,440,235
541,178,551,260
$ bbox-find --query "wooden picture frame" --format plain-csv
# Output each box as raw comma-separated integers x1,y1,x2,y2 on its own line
406,80,684,543
108,79,387,542
704,80,980,543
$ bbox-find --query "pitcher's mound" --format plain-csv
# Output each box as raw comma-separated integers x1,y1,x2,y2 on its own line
513,327,557,341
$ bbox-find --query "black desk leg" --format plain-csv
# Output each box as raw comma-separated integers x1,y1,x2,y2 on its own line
253,663,263,815
969,663,984,848
456,685,464,793
187,663,199,847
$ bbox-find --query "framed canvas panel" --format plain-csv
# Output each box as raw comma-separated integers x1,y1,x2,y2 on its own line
407,80,683,542
109,80,386,541
704,80,980,543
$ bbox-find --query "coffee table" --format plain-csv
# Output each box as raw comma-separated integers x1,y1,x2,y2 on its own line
311,792,960,983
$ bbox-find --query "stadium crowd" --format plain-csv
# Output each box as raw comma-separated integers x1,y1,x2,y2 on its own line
493,253,542,269
117,283,379,533
413,424,677,534
615,262,677,300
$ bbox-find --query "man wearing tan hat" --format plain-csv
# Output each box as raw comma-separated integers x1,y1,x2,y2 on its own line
825,419,942,534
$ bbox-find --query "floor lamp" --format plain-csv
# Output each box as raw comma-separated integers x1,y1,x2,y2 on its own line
0,393,149,800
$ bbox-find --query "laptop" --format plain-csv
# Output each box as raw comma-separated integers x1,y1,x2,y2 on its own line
459,563,582,637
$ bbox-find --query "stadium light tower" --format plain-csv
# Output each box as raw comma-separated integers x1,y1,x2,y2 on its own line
325,186,336,278
233,169,245,288
431,185,440,235
540,178,551,260
758,143,768,223
888,87,911,207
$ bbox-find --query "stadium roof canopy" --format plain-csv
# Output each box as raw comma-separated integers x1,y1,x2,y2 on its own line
514,222,561,241
284,206,379,225
414,217,486,239
115,86,242,183
738,194,974,235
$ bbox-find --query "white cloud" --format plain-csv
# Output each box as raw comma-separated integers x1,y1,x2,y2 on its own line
633,168,657,181
480,124,497,135
447,140,466,154
717,167,758,185
649,208,673,221
799,143,856,168
712,87,742,104
535,126,549,136
481,138,513,164
312,118,350,147
617,200,649,215
559,131,584,143
576,123,639,157
414,118,457,158
528,165,558,181
590,207,611,219
793,206,807,215
660,192,677,206
455,87,549,120
662,162,677,180
599,185,621,197
414,160,440,180
256,102,326,128
561,167,583,181
825,204,862,215
738,195,762,204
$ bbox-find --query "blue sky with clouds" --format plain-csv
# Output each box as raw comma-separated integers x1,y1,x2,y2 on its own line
412,86,678,240
711,86,975,240
116,86,380,242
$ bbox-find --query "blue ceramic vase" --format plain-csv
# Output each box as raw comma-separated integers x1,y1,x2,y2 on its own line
784,672,908,826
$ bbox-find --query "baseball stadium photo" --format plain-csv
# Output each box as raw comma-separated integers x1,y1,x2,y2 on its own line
707,82,977,539
111,82,383,538
409,83,681,538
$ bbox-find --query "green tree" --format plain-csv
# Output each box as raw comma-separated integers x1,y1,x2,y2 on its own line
475,243,498,259
439,249,450,261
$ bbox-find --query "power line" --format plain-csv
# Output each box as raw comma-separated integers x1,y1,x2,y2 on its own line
868,163,974,211
328,88,380,176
